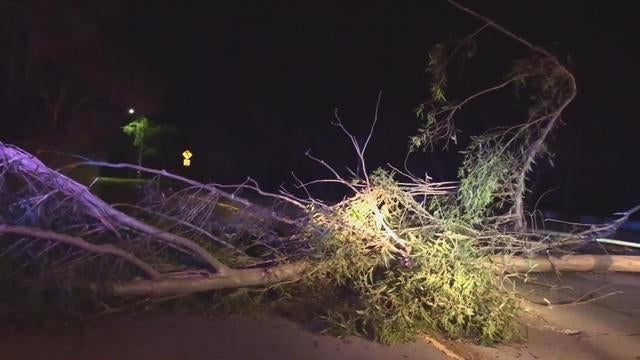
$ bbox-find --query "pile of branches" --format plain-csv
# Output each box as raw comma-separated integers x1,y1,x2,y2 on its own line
0,137,635,344
0,142,310,297
1,0,639,346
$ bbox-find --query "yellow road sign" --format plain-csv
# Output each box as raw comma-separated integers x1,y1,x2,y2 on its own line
182,150,193,167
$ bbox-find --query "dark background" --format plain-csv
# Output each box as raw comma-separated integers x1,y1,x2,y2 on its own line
1,0,638,218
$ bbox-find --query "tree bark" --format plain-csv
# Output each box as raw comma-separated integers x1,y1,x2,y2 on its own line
112,262,307,297
491,254,640,274
112,255,640,298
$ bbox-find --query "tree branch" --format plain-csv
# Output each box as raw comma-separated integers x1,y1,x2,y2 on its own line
0,224,163,280
111,262,307,297
444,0,538,52
1,143,231,274
67,160,299,226
492,255,640,274
445,0,578,229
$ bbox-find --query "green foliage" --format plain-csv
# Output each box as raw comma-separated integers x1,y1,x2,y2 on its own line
122,116,175,168
410,43,451,152
426,43,449,104
410,36,479,152
122,117,150,147
457,136,519,223
409,26,575,228
509,54,572,106
298,171,521,345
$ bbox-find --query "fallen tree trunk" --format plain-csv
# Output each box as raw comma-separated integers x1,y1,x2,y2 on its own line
3,143,639,301
111,254,640,297
111,262,307,297
491,254,640,274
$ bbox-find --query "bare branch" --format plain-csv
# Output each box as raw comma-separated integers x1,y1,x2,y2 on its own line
64,160,298,225
444,0,538,52
112,203,240,252
0,224,162,280
305,150,360,193
362,90,383,155
1,143,231,274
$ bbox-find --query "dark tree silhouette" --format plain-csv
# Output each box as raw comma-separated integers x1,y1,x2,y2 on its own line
0,0,166,170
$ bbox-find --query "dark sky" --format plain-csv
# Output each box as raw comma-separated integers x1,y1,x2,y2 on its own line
4,1,640,217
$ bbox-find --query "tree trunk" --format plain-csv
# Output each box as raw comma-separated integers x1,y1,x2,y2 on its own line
112,255,640,298
111,262,307,297
491,255,640,274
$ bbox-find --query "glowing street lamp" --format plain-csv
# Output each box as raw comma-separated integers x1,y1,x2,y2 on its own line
128,108,135,115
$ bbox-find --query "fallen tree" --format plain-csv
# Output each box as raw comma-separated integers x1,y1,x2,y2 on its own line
1,0,639,348
1,136,637,344
109,254,640,298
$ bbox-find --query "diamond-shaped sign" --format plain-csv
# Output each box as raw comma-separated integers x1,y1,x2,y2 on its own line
182,150,193,167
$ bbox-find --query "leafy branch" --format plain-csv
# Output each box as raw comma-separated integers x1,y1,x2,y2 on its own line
411,0,577,229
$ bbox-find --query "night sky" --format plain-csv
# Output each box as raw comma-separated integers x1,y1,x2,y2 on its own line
1,1,638,218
